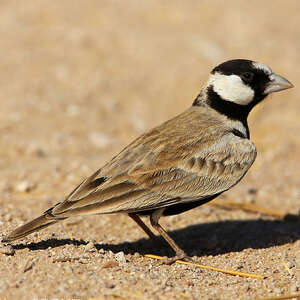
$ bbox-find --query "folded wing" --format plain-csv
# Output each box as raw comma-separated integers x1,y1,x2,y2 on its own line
51,125,256,217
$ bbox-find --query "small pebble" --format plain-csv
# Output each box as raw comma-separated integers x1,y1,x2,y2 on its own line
0,245,15,256
85,242,96,252
133,252,141,259
15,180,34,192
115,251,127,264
286,261,295,269
4,214,12,222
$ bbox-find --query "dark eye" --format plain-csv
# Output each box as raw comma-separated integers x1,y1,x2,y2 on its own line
241,72,254,82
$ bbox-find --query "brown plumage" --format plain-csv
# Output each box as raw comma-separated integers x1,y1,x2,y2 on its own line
3,59,293,262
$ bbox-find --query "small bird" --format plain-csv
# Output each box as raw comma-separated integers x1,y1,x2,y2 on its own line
2,59,293,262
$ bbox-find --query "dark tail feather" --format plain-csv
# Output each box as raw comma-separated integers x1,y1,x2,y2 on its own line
2,208,66,243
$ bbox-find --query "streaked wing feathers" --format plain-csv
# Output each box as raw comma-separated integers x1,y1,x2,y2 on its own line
52,107,257,217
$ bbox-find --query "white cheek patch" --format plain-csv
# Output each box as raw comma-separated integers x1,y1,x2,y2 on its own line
207,73,255,105
252,62,272,75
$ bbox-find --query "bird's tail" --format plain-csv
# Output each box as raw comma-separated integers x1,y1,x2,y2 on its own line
2,205,67,243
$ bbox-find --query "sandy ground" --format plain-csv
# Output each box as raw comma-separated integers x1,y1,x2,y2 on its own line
0,1,300,299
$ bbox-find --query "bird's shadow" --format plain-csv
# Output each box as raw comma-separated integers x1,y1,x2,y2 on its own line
13,218,300,257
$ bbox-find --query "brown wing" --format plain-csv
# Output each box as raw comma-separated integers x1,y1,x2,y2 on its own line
51,107,256,217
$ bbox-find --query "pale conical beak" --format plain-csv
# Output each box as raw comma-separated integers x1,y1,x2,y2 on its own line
264,73,294,94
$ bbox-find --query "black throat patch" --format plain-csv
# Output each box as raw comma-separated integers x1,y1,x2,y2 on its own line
205,86,251,120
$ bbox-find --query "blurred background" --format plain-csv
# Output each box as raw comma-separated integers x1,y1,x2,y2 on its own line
1,1,300,298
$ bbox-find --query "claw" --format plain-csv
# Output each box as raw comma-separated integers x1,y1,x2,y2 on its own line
158,252,193,265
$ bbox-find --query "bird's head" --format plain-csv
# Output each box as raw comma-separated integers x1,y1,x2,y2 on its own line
195,59,294,120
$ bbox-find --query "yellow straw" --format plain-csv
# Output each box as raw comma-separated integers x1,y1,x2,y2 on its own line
144,254,266,279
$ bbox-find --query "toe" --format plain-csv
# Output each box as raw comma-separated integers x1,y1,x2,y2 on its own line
159,252,192,265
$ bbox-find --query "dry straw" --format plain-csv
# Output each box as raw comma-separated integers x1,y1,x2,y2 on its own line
145,254,266,279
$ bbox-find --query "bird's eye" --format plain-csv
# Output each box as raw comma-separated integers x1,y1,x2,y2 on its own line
241,72,254,82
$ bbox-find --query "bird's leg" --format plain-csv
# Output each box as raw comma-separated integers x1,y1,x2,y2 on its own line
150,208,191,264
128,213,157,240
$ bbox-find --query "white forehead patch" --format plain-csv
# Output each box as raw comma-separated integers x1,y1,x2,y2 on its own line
252,62,272,75
207,73,254,105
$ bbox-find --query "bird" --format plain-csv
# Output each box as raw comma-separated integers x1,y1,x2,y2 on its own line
2,59,293,263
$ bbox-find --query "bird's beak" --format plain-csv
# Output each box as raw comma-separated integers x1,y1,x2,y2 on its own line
264,73,294,94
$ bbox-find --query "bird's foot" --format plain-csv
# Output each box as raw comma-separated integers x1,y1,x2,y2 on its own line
159,251,193,265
